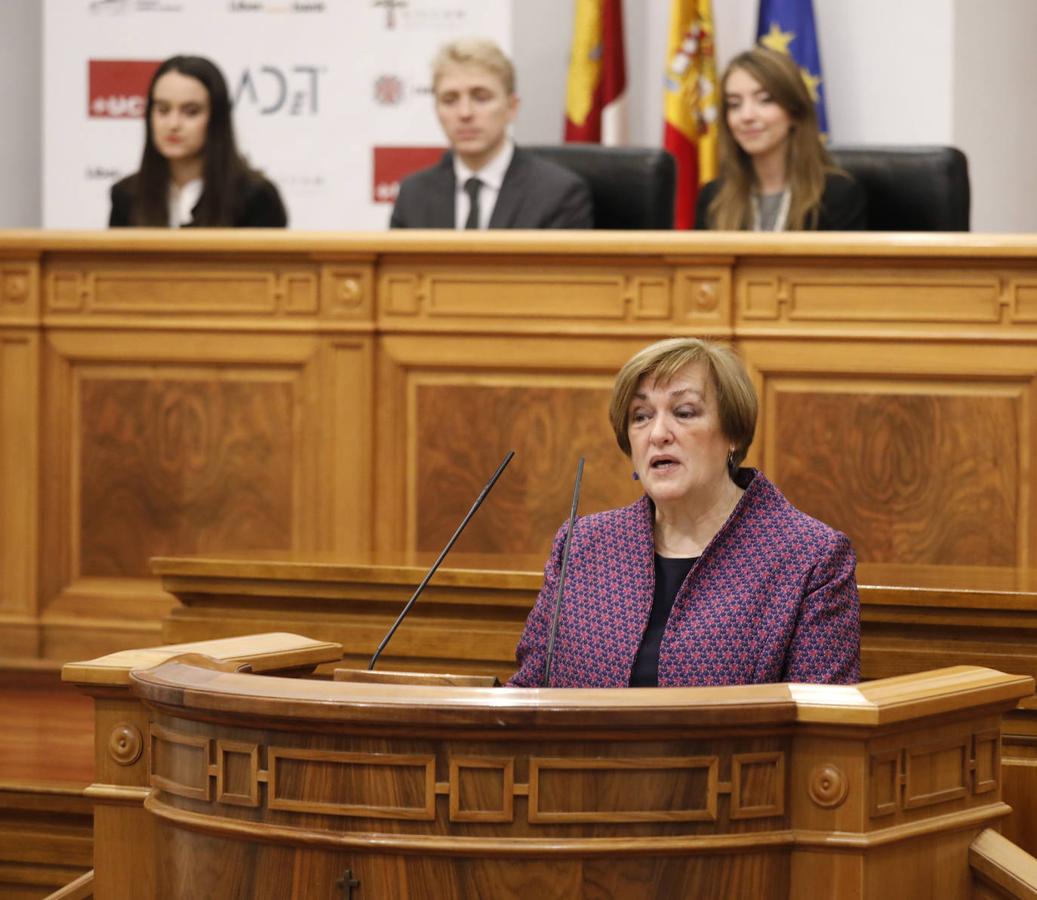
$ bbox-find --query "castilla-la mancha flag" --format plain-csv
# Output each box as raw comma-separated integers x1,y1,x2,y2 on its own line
565,0,627,144
664,0,719,228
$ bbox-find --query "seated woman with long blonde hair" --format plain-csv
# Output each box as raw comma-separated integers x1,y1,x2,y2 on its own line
695,47,866,231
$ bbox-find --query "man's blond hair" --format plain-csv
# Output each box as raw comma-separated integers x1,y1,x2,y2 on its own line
432,38,515,95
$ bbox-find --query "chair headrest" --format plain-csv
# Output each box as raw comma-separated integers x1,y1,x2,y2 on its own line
828,145,970,231
525,144,677,230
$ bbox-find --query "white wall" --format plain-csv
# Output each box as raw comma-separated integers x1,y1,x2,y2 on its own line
953,0,1037,232
817,0,955,143
2,0,1035,230
0,0,41,228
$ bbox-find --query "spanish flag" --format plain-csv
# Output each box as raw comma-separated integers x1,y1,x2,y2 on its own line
663,0,719,229
564,0,627,145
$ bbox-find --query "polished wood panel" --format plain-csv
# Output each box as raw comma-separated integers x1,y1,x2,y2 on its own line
0,679,93,900
0,685,94,782
773,389,1020,565
414,379,639,553
80,376,294,576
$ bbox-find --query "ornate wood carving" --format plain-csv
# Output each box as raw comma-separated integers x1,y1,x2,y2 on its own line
320,267,372,318
150,724,211,801
807,764,848,809
267,748,437,820
448,756,515,823
867,728,998,819
730,751,785,819
44,260,331,318
108,723,143,766
528,756,722,824
0,262,38,321
904,738,970,809
216,740,260,807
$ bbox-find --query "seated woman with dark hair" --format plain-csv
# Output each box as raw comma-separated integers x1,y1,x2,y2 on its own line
109,55,287,228
696,46,865,231
509,337,860,688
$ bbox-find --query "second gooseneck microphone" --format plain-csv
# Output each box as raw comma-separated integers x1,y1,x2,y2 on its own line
543,456,585,687
367,450,515,671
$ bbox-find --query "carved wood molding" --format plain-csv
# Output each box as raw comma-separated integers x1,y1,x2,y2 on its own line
149,726,787,829
869,728,1001,818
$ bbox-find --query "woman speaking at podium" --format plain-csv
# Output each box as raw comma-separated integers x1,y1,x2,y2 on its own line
509,338,860,688
109,55,287,228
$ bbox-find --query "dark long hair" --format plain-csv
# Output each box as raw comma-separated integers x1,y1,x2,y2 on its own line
708,47,837,231
131,55,254,226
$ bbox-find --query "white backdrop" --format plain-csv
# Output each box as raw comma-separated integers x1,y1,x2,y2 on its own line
42,0,510,229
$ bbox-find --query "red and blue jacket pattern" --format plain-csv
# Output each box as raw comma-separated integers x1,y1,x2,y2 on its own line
509,469,860,688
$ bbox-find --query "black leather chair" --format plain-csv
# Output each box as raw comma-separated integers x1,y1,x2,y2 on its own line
525,144,676,229
828,145,970,231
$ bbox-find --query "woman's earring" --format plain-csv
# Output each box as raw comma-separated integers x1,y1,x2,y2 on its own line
632,471,640,481
727,449,735,473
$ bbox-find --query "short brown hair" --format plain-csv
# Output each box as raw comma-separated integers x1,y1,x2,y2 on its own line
431,38,515,95
608,338,758,468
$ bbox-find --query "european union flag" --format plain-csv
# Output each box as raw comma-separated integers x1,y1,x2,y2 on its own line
756,0,828,135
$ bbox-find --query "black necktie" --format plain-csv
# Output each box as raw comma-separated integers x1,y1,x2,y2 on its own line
463,177,482,230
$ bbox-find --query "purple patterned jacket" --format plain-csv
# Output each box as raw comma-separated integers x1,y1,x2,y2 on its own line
509,469,860,688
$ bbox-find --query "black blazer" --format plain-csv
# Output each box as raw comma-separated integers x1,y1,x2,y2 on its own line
694,171,867,230
109,172,288,227
390,147,593,229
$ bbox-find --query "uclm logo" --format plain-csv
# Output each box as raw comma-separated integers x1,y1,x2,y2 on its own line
88,59,161,118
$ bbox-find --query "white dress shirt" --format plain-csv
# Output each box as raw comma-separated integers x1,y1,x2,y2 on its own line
168,178,203,227
452,140,514,230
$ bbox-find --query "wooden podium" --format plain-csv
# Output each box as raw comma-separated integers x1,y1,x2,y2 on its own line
63,634,1036,899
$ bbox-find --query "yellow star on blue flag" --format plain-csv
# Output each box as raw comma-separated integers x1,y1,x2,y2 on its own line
756,0,828,134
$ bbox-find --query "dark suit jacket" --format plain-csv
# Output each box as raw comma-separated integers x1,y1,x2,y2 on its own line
694,171,867,230
109,172,288,227
390,147,593,229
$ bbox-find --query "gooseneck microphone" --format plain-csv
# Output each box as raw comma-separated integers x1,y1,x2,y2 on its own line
543,456,584,687
367,450,515,671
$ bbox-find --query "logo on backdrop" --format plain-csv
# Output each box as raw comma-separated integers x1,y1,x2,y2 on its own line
85,165,123,181
227,1,327,12
233,66,325,115
373,0,406,29
89,0,185,12
88,59,161,118
88,60,324,118
373,75,405,107
373,0,466,31
372,146,444,203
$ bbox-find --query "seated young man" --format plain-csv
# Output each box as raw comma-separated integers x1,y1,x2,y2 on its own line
390,38,593,230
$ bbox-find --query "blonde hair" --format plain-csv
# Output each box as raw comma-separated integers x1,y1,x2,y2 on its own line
432,38,515,95
608,338,758,469
708,47,839,231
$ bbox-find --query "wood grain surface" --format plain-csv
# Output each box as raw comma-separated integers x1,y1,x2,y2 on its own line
79,377,294,576
772,389,1019,565
414,381,639,554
